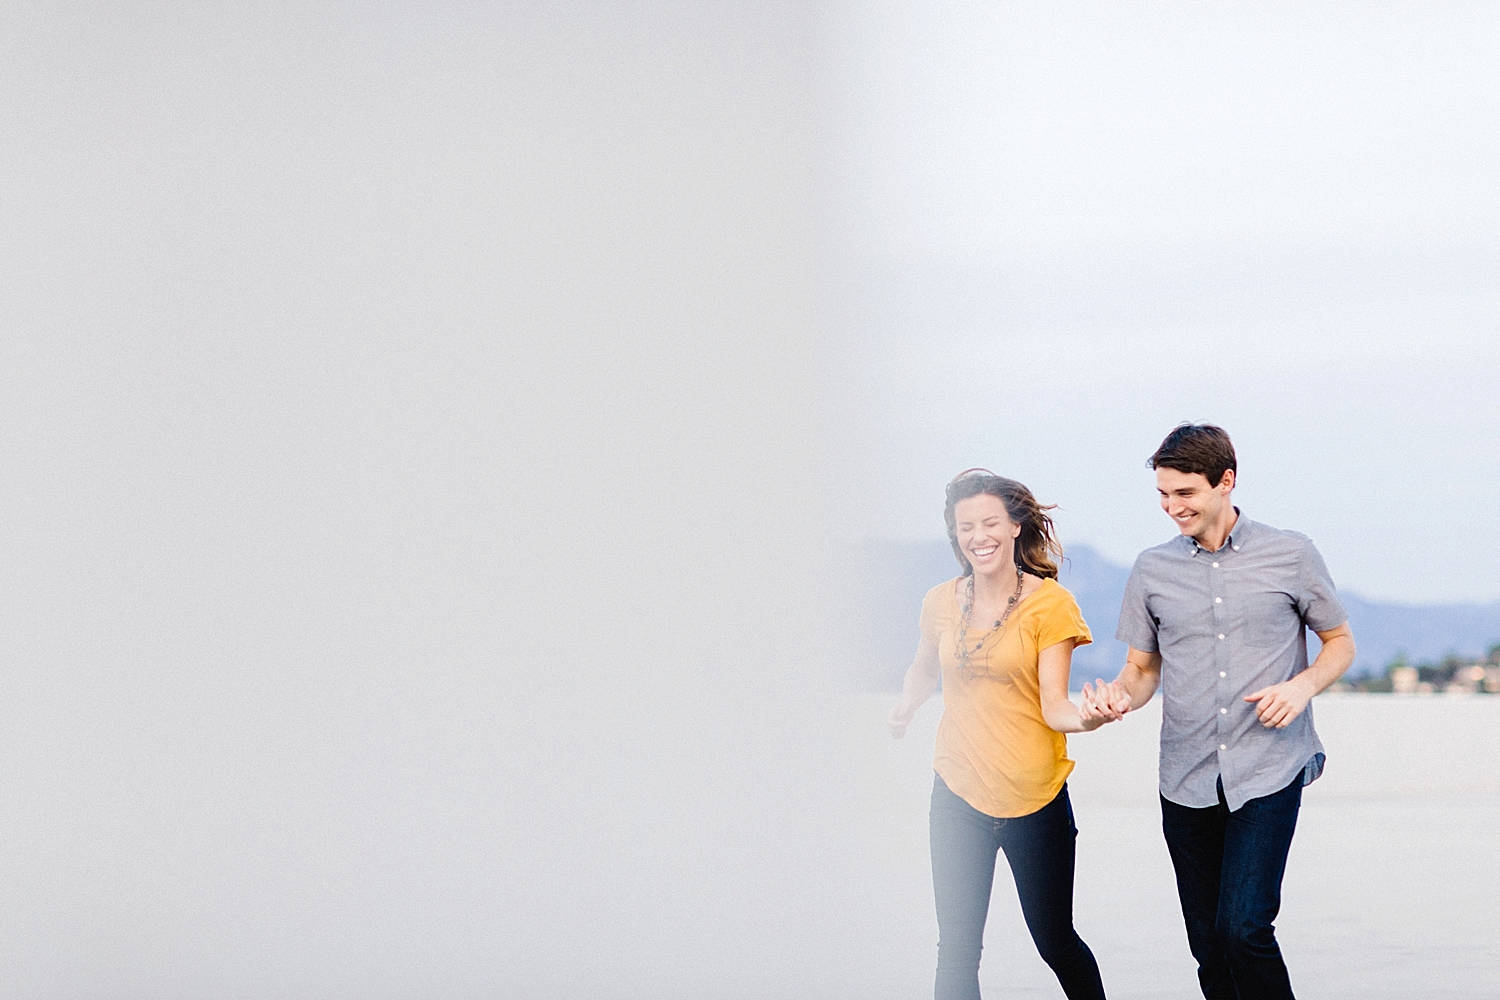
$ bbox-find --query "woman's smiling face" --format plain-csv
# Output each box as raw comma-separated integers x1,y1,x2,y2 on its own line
952,493,1020,576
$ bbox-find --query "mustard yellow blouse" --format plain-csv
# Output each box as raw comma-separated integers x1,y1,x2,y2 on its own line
920,576,1093,818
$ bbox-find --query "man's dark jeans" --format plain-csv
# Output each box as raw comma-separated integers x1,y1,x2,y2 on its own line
1160,775,1303,1000
929,774,1106,1000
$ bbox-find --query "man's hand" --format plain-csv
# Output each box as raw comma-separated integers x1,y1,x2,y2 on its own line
1077,684,1108,730
1102,679,1133,716
1244,677,1313,728
1078,679,1126,729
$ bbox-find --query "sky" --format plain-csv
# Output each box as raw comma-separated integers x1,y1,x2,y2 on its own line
822,2,1500,604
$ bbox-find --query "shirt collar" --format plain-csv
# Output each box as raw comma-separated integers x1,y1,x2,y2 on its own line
1185,507,1251,556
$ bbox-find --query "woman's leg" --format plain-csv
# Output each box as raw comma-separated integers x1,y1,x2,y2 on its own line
998,785,1107,1000
930,774,1002,1000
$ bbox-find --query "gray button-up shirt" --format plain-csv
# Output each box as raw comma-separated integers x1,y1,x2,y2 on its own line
1115,513,1347,811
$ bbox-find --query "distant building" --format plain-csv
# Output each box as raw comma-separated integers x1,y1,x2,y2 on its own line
1445,665,1488,694
1330,644,1499,694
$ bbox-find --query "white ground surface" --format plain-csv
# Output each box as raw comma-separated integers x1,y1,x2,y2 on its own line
850,692,1500,999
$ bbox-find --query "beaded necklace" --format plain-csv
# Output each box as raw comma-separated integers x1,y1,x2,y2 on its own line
955,566,1025,679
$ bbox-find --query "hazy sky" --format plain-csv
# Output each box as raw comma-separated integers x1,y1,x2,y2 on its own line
824,2,1500,604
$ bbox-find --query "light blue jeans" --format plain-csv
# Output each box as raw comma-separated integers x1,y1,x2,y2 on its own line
929,774,1107,1000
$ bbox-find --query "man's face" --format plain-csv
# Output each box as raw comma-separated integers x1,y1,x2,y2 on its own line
1156,466,1235,540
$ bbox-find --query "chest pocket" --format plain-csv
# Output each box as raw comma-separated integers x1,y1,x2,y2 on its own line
1243,593,1299,648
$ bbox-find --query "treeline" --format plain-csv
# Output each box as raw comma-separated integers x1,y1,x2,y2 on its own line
1340,643,1500,694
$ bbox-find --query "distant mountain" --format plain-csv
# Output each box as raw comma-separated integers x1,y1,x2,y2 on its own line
856,539,1500,689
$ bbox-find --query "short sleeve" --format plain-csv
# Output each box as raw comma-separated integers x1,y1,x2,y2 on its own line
1115,557,1160,652
1295,540,1348,632
919,583,947,644
1037,585,1092,650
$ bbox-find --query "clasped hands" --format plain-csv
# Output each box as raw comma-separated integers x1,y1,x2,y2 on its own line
1078,678,1132,730
1076,677,1314,730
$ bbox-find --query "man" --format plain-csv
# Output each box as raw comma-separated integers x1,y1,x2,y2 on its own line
1102,424,1355,999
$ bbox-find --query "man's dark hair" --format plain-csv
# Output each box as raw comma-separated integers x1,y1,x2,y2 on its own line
1148,423,1237,487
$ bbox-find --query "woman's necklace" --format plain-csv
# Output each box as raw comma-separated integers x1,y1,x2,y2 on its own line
956,566,1025,679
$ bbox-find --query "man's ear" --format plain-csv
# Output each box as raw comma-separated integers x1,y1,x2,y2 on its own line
1219,469,1236,492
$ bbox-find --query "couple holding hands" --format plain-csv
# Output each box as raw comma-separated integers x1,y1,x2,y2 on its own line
888,424,1356,1000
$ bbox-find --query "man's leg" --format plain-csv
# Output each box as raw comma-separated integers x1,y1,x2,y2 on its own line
930,774,1002,1000
1216,776,1302,999
998,785,1107,1000
1161,791,1237,1000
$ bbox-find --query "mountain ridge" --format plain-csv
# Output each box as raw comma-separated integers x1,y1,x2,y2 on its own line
857,540,1500,689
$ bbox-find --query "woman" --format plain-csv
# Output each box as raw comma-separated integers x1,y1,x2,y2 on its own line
888,469,1120,1000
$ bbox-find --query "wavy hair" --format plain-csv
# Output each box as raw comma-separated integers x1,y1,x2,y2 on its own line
943,469,1062,579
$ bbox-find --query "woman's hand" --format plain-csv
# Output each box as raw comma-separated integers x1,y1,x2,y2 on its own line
889,635,941,740
1078,678,1128,730
888,701,916,739
1076,685,1106,731
1088,678,1133,718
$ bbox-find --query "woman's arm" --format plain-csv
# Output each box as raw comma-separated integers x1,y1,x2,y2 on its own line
1038,639,1121,733
888,635,941,739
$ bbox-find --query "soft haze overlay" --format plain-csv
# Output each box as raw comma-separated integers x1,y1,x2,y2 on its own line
3,3,1497,999
4,4,859,997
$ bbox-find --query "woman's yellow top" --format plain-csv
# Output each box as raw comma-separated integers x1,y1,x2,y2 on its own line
920,575,1092,818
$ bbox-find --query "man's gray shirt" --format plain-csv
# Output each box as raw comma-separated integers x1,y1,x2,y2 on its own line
1115,513,1348,811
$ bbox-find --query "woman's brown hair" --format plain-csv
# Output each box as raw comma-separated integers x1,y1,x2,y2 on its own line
943,469,1062,579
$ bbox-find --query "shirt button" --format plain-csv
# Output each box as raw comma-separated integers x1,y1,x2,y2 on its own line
1215,597,1222,603
1220,707,1228,714
1233,545,1240,551
1212,562,1219,568
1218,634,1225,640
1220,671,1227,677
1220,744,1227,751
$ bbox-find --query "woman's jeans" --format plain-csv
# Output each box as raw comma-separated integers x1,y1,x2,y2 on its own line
1160,775,1302,1000
929,774,1106,1000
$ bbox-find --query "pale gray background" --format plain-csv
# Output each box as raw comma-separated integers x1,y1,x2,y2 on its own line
2,3,866,997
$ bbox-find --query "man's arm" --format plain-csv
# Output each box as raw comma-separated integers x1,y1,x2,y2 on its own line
1107,646,1161,713
1244,622,1356,729
1108,559,1160,715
